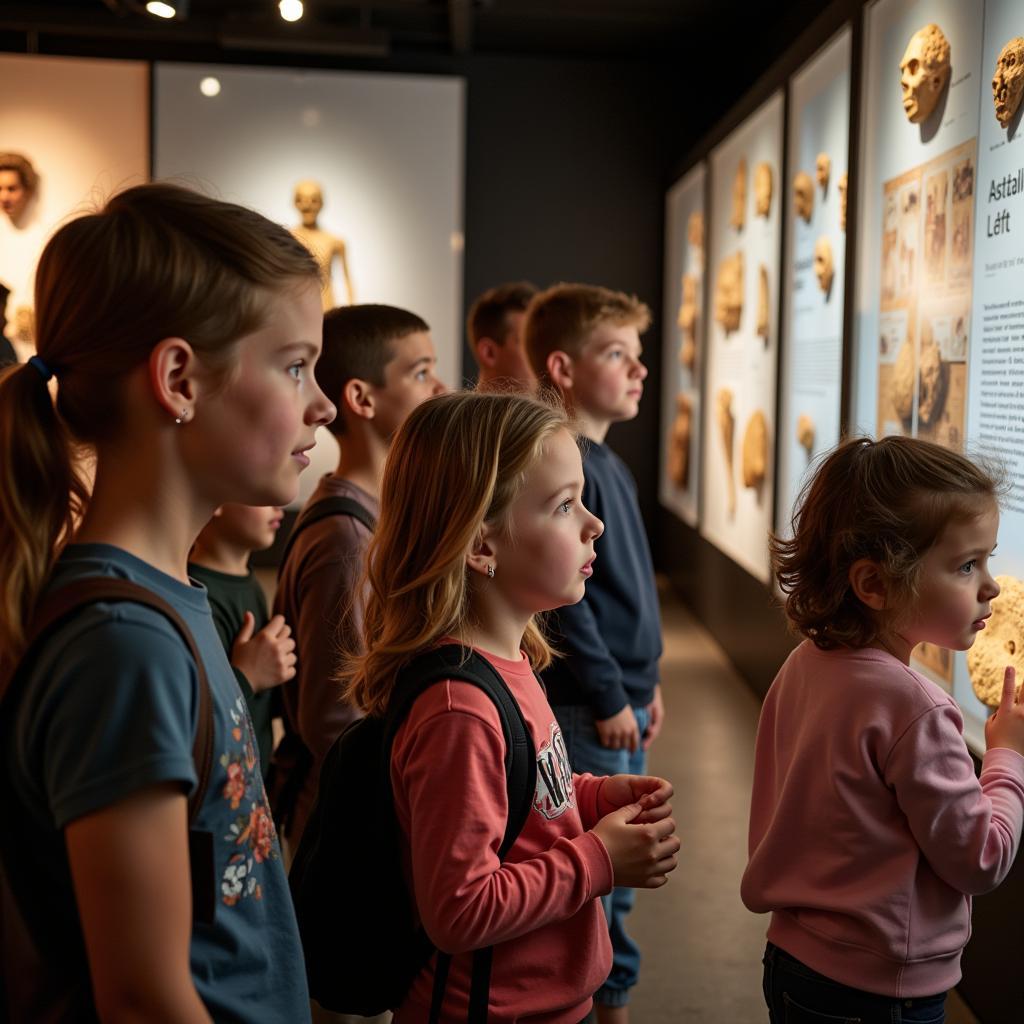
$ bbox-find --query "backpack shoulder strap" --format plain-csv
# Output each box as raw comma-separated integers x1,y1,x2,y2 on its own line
2,577,214,824
278,495,378,577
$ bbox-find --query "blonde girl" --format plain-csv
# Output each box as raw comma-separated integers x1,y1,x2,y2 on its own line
343,391,680,1024
742,436,1024,1024
0,183,335,1021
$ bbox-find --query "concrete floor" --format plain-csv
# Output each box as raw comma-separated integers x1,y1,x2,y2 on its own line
627,589,979,1023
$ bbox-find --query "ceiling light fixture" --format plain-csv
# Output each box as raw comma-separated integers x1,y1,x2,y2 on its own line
200,76,221,97
145,1,177,17
279,0,304,22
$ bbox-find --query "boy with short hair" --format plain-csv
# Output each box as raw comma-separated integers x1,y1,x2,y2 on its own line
467,280,538,391
525,282,664,1024
272,304,445,848
189,504,295,782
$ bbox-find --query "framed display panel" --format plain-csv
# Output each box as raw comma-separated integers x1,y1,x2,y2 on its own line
154,63,464,504
700,91,784,584
659,162,706,527
963,0,1024,750
0,54,150,360
777,28,852,539
853,0,985,746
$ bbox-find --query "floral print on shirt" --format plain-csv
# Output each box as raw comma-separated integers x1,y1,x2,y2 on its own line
219,694,280,906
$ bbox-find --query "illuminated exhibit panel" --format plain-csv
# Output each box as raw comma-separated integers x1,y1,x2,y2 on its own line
659,162,706,528
700,92,783,584
0,54,149,361
778,27,851,541
154,63,464,508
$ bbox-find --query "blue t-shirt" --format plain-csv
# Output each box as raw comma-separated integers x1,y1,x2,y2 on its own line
5,544,310,1022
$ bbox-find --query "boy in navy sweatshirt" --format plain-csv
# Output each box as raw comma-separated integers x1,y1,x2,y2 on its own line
525,283,664,1024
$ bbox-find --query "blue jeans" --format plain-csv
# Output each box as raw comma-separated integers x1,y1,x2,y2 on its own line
555,703,650,1008
762,943,946,1023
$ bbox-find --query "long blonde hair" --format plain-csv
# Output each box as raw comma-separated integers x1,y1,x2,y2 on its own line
343,390,571,716
0,182,319,673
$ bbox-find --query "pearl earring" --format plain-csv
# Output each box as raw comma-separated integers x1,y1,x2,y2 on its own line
174,409,188,425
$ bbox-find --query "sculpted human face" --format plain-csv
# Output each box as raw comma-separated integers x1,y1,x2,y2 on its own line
793,171,814,223
816,153,831,192
714,253,743,334
814,236,834,295
0,170,27,220
754,163,773,218
993,37,1024,128
294,180,324,228
900,24,951,124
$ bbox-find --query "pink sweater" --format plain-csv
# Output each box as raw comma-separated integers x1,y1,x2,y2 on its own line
391,648,614,1023
741,642,1024,997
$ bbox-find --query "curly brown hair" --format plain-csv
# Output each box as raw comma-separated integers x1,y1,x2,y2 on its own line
771,435,1003,650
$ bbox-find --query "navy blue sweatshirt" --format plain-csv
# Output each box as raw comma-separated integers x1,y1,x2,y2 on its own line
542,439,663,717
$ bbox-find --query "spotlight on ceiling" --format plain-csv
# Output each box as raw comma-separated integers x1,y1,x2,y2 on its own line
145,1,177,17
200,76,221,97
279,0,304,23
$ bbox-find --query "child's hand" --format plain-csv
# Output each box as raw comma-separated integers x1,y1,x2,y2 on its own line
592,802,680,888
601,774,674,824
642,684,665,751
985,666,1024,757
596,705,640,752
231,612,297,693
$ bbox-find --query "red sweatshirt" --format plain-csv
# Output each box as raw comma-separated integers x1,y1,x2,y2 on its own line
390,647,614,1023
742,642,1024,998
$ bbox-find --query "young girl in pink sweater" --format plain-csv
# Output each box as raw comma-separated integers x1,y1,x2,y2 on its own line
742,436,1024,1024
342,391,680,1023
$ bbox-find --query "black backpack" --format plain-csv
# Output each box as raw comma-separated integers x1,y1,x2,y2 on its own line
0,578,215,1022
289,644,537,1022
268,494,379,834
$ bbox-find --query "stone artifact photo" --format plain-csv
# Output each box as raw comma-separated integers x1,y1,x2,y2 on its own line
813,236,834,297
730,158,747,231
796,413,815,454
891,340,915,423
677,273,699,372
917,325,948,426
741,410,768,491
815,152,831,194
290,179,355,310
716,388,736,517
793,170,814,223
754,162,773,218
714,252,744,335
667,393,693,489
968,575,1024,707
899,23,951,124
993,36,1024,128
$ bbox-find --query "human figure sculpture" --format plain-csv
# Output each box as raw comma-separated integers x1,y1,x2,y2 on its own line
816,153,831,194
793,171,814,223
754,162,773,218
993,37,1024,128
899,24,951,124
730,158,747,231
0,152,38,226
677,273,699,372
290,180,355,310
814,237,834,296
838,172,848,232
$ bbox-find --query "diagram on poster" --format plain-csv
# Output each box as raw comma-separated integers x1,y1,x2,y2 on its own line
700,92,783,583
659,163,705,527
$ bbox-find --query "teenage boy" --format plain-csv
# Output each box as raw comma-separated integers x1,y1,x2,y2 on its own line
189,504,295,782
467,280,538,391
272,304,445,849
525,283,664,1024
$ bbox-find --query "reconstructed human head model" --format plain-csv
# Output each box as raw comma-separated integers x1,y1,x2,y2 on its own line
714,252,744,334
899,24,951,124
993,37,1024,128
730,158,747,231
814,236,834,295
0,152,38,223
815,153,831,193
793,171,814,223
293,179,324,228
838,172,848,231
754,162,773,218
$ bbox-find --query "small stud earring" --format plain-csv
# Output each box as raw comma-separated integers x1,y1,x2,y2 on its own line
174,409,188,425
486,565,495,579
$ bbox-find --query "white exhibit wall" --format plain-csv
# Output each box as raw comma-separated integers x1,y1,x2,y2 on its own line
154,63,465,504
659,162,705,528
777,28,851,538
0,54,150,358
700,91,784,584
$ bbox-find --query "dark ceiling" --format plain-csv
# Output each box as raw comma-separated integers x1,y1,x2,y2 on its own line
2,1,833,65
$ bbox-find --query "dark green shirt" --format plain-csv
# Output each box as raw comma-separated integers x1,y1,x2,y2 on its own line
188,563,274,780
